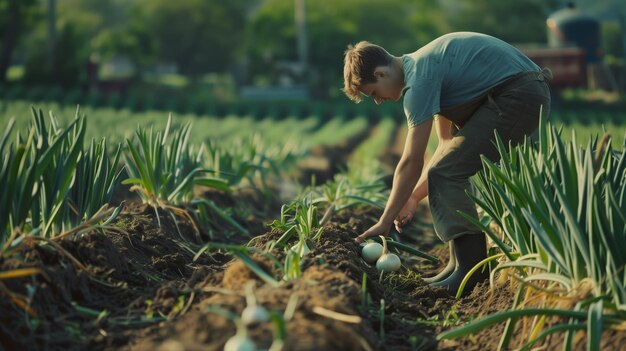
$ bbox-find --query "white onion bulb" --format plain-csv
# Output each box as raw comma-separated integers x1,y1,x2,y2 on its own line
224,334,256,351
375,235,401,272
241,305,269,325
376,253,401,272
361,242,383,263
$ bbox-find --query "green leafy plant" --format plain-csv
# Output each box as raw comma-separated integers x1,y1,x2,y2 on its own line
123,114,227,206
68,138,123,226
123,115,234,243
204,134,301,207
441,118,626,350
268,197,325,280
1,108,124,241
22,109,84,237
0,117,39,241
270,198,323,252
312,176,386,226
190,198,250,239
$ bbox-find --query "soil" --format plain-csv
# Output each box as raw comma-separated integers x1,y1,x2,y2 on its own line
2,122,624,351
0,197,489,351
5,193,597,351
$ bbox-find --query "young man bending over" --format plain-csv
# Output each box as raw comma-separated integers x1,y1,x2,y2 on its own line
343,32,551,296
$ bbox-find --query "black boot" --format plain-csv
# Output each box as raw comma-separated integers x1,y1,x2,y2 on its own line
422,242,456,283
430,232,488,297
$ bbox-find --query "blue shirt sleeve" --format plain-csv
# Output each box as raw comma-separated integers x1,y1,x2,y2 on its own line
403,78,440,128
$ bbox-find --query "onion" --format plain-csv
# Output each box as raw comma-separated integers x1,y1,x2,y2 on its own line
376,253,401,272
241,305,269,325
224,333,256,351
376,235,401,272
241,281,269,326
361,242,383,263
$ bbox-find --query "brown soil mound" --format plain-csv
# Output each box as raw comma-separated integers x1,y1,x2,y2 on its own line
0,202,229,350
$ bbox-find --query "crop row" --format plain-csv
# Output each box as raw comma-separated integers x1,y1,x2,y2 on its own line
0,101,375,149
0,98,403,244
439,118,626,349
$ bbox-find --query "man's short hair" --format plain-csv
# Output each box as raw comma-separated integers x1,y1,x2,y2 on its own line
342,41,393,103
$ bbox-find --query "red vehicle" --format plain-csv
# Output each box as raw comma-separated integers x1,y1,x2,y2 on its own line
522,46,587,90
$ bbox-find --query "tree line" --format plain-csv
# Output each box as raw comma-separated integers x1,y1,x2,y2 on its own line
0,0,566,98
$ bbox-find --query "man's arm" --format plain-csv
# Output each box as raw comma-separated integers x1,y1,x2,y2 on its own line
355,118,433,242
393,115,453,231
408,115,453,202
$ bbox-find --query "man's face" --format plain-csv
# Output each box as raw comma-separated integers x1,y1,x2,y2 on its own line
359,66,403,105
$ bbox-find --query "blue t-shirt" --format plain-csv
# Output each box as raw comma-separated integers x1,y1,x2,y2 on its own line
402,32,540,128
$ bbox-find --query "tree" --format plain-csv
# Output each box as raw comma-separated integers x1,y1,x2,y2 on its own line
445,0,560,44
128,0,248,76
244,0,445,98
22,21,86,88
16,0,136,87
0,0,40,84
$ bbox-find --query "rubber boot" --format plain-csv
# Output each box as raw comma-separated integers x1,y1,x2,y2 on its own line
430,232,488,297
422,242,456,283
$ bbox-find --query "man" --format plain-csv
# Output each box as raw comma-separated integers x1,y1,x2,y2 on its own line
343,32,551,296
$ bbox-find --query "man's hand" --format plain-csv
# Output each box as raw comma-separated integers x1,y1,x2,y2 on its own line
355,221,391,243
356,119,431,244
394,197,417,233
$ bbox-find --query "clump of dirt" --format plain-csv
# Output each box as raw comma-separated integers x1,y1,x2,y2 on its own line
222,253,280,290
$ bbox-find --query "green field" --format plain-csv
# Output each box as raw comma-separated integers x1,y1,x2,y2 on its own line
2,100,624,147
1,99,625,350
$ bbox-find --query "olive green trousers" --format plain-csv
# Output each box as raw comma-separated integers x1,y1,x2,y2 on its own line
428,68,552,241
